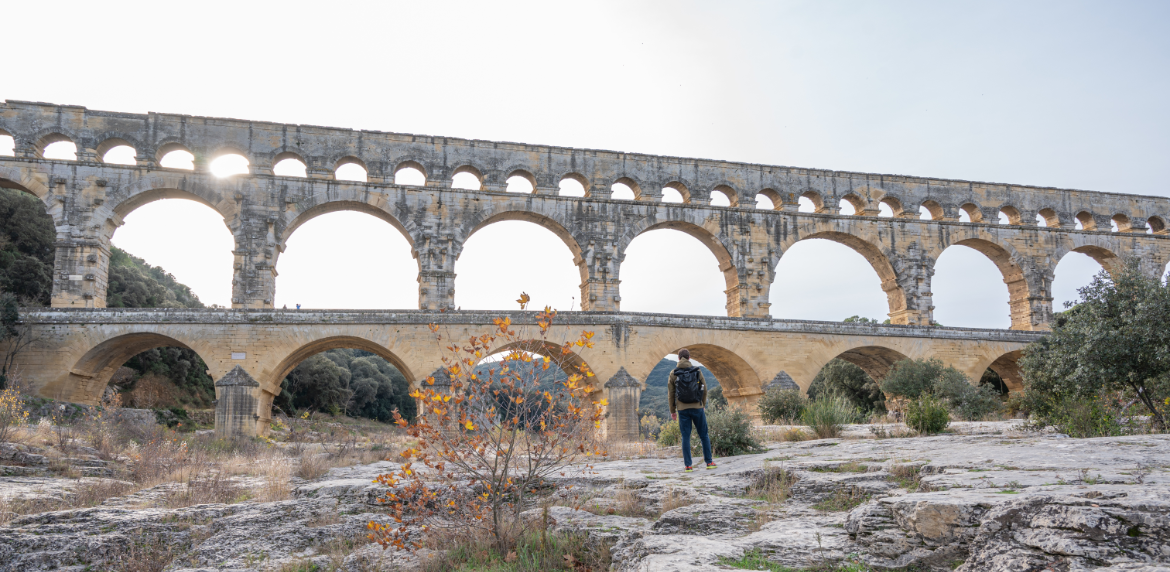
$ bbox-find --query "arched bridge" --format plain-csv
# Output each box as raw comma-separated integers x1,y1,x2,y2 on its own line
0,100,1166,438
12,308,1036,439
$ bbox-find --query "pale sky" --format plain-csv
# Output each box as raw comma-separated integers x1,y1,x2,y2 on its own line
5,1,1168,327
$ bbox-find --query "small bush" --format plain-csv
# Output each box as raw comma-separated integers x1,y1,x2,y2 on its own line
906,396,950,435
758,387,806,424
0,388,28,444
656,420,684,447
801,396,861,438
1030,392,1143,438
934,374,1003,421
706,407,764,456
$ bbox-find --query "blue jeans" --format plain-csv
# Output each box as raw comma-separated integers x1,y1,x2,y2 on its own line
678,408,713,467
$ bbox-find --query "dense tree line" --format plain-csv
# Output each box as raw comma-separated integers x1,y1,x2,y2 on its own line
275,348,416,422
0,188,55,305
107,247,204,309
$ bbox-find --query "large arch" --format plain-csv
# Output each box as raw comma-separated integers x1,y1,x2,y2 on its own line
619,219,738,315
786,231,907,322
460,208,587,288
939,238,1032,329
54,332,209,404
985,350,1024,392
282,199,414,246
827,344,911,384
484,339,593,379
268,335,418,394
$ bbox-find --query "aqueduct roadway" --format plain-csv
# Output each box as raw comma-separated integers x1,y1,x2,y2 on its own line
2,100,1168,438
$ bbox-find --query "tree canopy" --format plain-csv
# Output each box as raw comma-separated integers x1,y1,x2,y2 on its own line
1019,259,1170,428
0,188,55,305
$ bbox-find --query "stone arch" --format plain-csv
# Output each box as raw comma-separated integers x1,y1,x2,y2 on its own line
637,342,763,404
959,202,984,222
450,164,484,188
711,184,739,207
756,188,783,210
505,168,538,191
785,231,908,322
95,135,141,162
619,218,739,313
1000,205,1023,225
1111,213,1132,232
1038,207,1061,228
840,192,867,215
826,344,911,384
282,199,415,247
56,332,210,404
920,199,945,220
268,335,418,394
1148,216,1167,235
333,155,367,171
663,180,692,203
1075,210,1097,231
393,159,429,183
110,184,235,223
30,130,79,159
879,195,906,217
1065,244,1120,274
484,339,592,378
614,176,643,199
938,237,1035,330
461,208,586,285
985,350,1024,392
0,164,50,199
207,142,252,163
155,140,195,166
800,190,826,212
272,150,309,173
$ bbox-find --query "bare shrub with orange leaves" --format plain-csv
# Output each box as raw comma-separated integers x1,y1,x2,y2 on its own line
368,293,608,553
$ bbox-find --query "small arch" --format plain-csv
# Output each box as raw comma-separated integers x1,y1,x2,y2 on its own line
879,196,904,218
987,350,1024,392
1037,208,1060,228
156,143,195,170
756,189,782,210
0,130,13,156
451,165,483,190
611,179,637,200
1111,213,1131,233
999,206,1022,225
1148,216,1167,235
506,170,537,193
559,173,588,197
959,203,983,223
1074,211,1097,231
840,193,865,215
712,185,738,207
919,200,944,221
210,153,250,178
335,157,368,182
36,133,76,160
799,191,824,213
394,161,427,186
270,336,417,394
273,152,308,177
96,138,138,165
708,189,731,207
663,181,691,204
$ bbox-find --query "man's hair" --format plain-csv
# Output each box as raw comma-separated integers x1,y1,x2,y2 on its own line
677,349,690,359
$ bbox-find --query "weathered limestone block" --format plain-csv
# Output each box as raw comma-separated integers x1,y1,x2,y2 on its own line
604,368,642,442
214,366,261,438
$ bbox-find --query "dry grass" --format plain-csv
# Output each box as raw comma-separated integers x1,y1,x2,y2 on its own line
296,453,331,480
746,462,797,506
604,440,676,460
659,488,699,514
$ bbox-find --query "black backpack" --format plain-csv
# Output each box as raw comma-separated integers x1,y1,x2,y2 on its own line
674,367,703,404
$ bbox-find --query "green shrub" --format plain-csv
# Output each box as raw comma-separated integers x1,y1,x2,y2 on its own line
800,396,861,438
758,388,806,424
706,407,764,456
807,358,884,413
1029,392,1143,438
933,373,1003,421
906,396,950,435
657,420,684,447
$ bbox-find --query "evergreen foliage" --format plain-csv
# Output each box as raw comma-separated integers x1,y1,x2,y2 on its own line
107,246,204,309
275,348,416,422
0,188,55,305
757,387,807,424
121,347,216,407
806,358,884,413
906,396,950,434
882,358,1002,421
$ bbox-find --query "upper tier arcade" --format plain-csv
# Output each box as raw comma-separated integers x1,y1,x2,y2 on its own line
2,100,1168,331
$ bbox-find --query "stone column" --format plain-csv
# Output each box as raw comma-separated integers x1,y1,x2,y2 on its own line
215,366,261,438
885,249,935,326
50,179,116,308
230,210,279,309
415,231,458,310
603,368,642,441
577,239,621,312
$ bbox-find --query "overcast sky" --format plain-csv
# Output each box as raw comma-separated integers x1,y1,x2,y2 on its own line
5,0,1168,328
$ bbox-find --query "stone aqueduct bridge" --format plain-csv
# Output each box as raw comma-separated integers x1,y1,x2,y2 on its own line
1,100,1169,438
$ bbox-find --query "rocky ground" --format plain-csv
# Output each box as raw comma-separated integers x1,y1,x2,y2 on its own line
2,421,1170,571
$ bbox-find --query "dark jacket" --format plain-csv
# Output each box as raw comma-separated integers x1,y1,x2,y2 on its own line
667,359,707,414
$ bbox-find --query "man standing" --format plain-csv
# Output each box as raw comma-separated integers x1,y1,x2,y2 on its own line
668,349,716,472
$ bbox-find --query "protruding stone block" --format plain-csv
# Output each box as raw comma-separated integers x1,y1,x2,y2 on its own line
215,366,260,438
603,368,641,442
